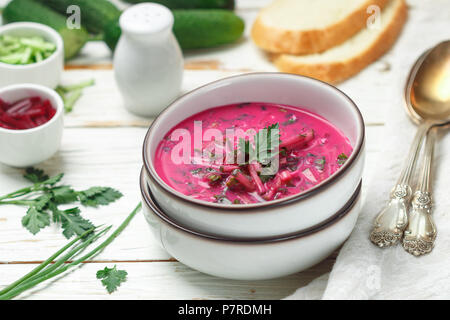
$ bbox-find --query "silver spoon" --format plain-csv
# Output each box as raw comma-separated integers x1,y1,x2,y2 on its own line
370,41,450,248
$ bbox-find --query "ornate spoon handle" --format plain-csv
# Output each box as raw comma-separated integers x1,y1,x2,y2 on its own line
370,123,429,247
403,128,437,256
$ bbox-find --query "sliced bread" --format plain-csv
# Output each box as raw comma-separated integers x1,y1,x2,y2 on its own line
273,0,407,84
252,0,390,55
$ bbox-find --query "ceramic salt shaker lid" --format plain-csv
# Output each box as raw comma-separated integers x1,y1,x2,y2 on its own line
119,3,174,36
114,3,184,117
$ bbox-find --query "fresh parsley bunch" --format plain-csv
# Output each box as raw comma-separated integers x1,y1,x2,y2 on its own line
0,168,123,239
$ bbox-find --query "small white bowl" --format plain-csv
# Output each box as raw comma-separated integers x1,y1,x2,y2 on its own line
0,84,64,167
143,73,365,238
0,22,64,89
141,170,362,280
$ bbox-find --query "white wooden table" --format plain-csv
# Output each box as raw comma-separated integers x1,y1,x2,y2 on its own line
0,0,446,299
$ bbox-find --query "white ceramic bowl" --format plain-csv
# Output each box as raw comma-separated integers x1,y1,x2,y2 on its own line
141,169,362,280
0,84,64,167
0,22,64,89
143,73,365,238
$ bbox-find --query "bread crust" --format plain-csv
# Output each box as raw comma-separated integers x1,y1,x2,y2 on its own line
273,0,408,84
252,0,390,55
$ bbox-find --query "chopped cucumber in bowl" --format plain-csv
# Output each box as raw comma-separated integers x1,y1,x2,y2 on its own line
0,34,57,65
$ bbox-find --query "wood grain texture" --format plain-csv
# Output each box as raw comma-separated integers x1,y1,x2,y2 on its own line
0,259,334,300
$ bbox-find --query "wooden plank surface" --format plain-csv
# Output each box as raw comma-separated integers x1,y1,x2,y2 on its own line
0,259,334,300
0,0,446,299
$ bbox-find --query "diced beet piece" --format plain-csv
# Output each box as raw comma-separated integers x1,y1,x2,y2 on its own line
0,118,14,129
232,169,255,192
48,107,56,119
220,165,240,173
42,99,56,119
18,115,35,129
279,170,292,183
280,129,315,150
6,97,40,116
0,98,8,112
249,162,266,195
34,116,48,127
1,113,26,129
25,104,46,118
263,175,282,201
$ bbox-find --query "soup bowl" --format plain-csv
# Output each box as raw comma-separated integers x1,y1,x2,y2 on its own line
143,73,365,238
141,169,362,280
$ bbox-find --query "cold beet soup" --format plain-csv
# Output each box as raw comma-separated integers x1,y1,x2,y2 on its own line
155,102,353,204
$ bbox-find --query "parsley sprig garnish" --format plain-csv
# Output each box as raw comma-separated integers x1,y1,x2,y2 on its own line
96,265,128,294
0,167,122,239
238,123,280,165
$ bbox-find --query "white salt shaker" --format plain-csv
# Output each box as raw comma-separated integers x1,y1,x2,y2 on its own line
114,3,184,117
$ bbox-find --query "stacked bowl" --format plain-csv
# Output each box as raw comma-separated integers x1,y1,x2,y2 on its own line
140,73,365,280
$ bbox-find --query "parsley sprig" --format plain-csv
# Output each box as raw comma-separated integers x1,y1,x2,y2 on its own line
0,168,122,239
238,123,280,165
96,265,128,294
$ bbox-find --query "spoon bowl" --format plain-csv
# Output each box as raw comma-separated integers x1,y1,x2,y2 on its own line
405,41,450,125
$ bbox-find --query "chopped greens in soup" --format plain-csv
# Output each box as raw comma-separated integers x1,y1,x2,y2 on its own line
154,102,353,204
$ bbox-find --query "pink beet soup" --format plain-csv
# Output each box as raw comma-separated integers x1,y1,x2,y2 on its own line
154,102,353,204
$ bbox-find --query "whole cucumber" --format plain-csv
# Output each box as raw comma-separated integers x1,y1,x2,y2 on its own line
2,0,89,60
35,0,121,34
122,0,235,10
104,9,245,51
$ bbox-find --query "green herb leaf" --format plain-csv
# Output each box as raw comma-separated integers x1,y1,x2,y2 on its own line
23,167,49,183
78,187,123,207
315,157,326,171
337,153,349,165
51,186,78,204
207,174,222,183
214,194,232,204
259,174,275,183
42,173,64,186
238,123,280,165
190,168,203,175
256,123,280,164
33,194,52,211
1,168,122,238
52,207,95,239
22,207,50,235
96,265,128,294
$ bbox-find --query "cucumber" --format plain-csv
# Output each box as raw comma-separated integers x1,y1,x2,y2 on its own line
35,0,121,34
104,9,245,51
122,0,235,10
2,0,89,60
173,10,244,49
